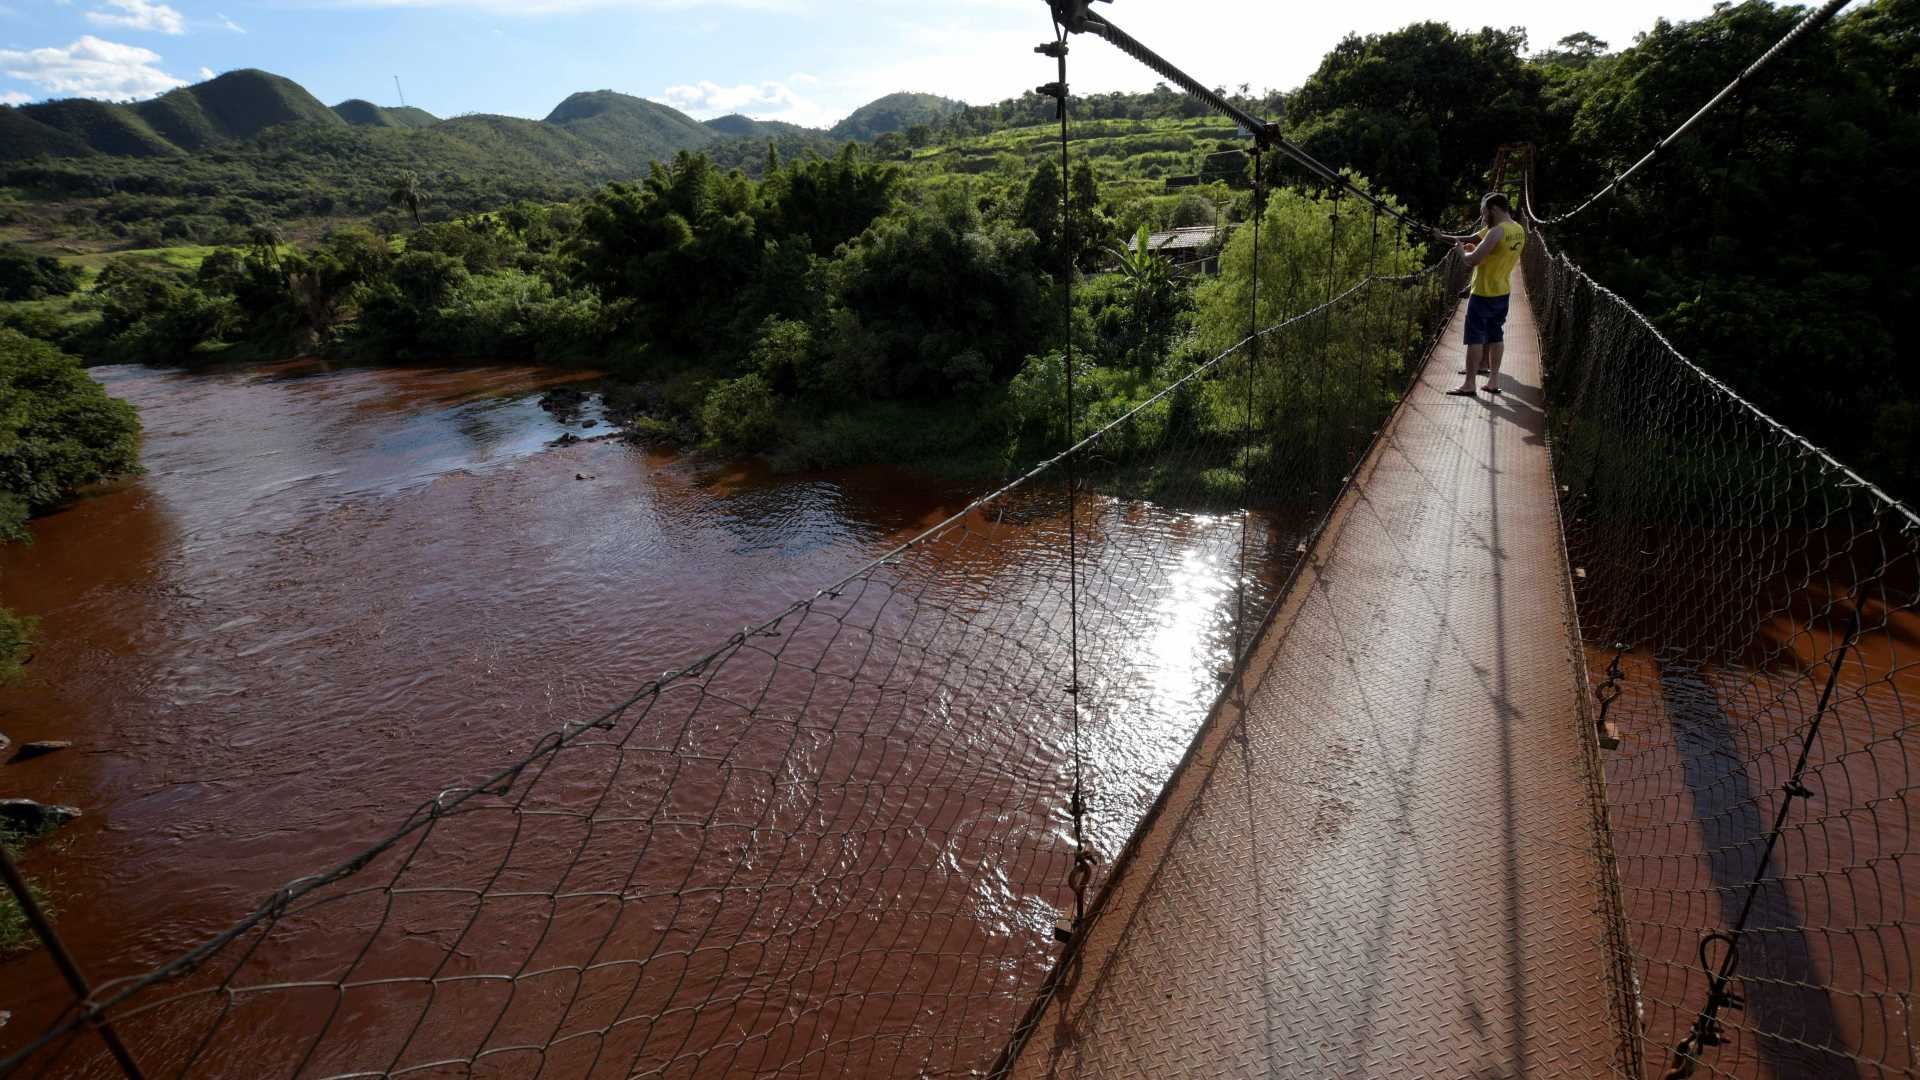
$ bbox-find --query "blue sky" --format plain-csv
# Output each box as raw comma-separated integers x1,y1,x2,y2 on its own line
1,0,1748,125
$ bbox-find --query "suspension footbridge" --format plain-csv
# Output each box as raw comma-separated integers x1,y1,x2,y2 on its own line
3,1,1907,1078
1003,272,1633,1079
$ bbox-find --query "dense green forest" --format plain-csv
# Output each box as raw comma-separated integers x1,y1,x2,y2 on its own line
2,0,1917,690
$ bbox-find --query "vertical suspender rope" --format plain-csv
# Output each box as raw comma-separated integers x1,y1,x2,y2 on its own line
1233,131,1278,1078
1319,191,1341,489
1367,204,1381,360
1040,21,1094,940
1233,148,1265,674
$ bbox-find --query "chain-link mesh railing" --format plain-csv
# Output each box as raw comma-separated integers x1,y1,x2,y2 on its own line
2,241,1463,1079
1525,228,1920,1079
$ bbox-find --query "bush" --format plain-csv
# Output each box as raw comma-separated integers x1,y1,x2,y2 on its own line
92,261,232,364
0,244,84,302
749,317,816,393
1169,192,1218,228
0,606,33,685
0,328,142,541
700,374,779,452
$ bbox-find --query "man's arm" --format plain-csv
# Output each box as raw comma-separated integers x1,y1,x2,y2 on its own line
1460,223,1504,267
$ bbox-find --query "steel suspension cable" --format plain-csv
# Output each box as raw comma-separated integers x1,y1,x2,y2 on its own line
1042,1,1453,236
1529,0,1854,225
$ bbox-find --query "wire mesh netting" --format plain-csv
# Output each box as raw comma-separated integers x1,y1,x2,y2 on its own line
1525,229,1920,1079
3,243,1463,1078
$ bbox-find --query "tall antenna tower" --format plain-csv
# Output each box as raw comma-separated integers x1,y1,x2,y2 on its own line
394,76,407,108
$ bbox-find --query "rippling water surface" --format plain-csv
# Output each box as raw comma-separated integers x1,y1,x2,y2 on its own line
0,361,1280,1073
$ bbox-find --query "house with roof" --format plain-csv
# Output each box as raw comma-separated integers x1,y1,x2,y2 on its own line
1127,224,1233,275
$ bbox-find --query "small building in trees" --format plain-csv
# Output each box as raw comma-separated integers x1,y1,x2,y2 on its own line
1127,225,1231,276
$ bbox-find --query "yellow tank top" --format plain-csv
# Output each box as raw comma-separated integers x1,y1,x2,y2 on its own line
1469,221,1526,298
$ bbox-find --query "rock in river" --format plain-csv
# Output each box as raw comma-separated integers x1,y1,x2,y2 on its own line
0,799,81,835
10,740,71,763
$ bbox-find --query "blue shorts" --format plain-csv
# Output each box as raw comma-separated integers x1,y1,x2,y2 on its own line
1464,293,1511,346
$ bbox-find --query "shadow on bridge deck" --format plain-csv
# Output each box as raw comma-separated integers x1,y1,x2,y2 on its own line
1008,277,1631,1078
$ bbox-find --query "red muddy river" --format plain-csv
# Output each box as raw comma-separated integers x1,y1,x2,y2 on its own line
0,362,1279,1077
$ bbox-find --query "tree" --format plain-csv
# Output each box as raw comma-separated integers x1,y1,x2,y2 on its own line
1169,193,1218,229
1537,31,1610,69
760,144,901,257
0,244,84,302
1285,22,1545,221
700,374,779,450
388,170,426,227
1102,224,1189,366
822,188,1049,397
246,223,283,274
0,328,141,542
1540,0,1920,499
1019,159,1112,272
571,151,762,351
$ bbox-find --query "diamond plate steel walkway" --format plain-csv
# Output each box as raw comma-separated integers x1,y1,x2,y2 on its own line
1008,277,1631,1078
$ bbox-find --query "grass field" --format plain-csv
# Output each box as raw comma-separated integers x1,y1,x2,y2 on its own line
59,244,223,275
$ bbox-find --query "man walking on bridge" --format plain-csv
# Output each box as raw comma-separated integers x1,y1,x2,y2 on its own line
1438,193,1526,397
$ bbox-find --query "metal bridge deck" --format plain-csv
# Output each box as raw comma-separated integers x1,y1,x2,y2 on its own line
1010,278,1628,1078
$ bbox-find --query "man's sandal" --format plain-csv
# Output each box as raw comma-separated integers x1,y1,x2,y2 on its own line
1445,388,1478,397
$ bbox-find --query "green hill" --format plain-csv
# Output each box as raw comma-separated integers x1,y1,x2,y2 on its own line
704,114,810,140
829,92,965,142
141,69,343,148
15,99,177,157
0,108,95,160
1,71,957,170
432,113,618,173
542,91,717,169
3,69,344,160
333,100,440,129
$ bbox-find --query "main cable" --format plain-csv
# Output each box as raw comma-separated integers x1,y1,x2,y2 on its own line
1529,0,1854,225
1044,1,1453,236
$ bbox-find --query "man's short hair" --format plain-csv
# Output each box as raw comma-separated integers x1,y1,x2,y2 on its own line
1482,192,1512,214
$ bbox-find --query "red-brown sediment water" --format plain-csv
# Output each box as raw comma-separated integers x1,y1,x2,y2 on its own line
0,361,1283,1076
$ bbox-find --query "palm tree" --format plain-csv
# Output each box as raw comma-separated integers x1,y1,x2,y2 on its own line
389,170,425,227
246,223,283,273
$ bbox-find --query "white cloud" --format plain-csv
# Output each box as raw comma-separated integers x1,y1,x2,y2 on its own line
660,77,835,127
217,12,244,32
1,88,29,105
197,64,213,78
85,0,187,35
312,0,808,11
0,36,186,100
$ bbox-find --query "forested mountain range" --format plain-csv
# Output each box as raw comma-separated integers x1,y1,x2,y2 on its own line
0,69,965,168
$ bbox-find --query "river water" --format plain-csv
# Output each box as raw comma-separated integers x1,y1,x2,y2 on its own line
0,362,1281,1076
